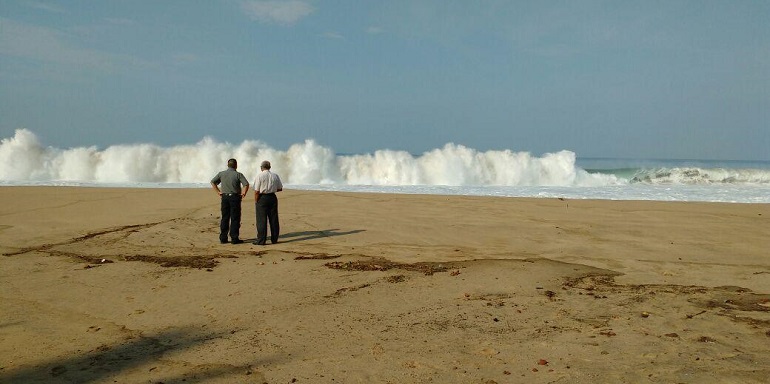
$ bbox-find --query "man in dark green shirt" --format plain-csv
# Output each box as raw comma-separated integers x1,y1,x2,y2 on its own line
210,158,250,244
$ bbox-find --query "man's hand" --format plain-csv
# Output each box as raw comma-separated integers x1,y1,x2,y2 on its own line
211,182,222,196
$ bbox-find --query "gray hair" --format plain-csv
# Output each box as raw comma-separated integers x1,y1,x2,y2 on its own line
260,160,271,170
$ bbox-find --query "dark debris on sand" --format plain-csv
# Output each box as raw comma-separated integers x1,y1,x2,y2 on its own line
324,258,454,275
294,253,342,260
562,274,770,328
123,255,238,269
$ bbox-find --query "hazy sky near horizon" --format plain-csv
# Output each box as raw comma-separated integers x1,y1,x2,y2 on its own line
1,0,768,160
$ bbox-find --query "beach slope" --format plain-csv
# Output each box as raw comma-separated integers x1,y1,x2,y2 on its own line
1,187,768,383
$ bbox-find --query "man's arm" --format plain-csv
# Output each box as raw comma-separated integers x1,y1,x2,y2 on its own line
211,182,222,196
253,175,261,201
240,174,250,198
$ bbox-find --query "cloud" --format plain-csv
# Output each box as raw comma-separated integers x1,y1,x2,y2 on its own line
171,53,200,65
104,17,136,26
322,32,344,39
366,26,384,35
240,1,314,25
0,17,146,72
23,1,66,13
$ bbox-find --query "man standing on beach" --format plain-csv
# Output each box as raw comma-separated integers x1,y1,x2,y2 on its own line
253,160,283,245
211,158,250,244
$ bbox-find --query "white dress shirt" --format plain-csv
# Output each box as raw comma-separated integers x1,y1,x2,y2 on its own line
254,170,283,194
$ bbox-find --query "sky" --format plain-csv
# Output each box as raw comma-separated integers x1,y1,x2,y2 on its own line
1,0,768,160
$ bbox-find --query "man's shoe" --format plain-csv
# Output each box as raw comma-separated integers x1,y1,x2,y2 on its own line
252,241,266,245
220,240,228,244
231,239,244,244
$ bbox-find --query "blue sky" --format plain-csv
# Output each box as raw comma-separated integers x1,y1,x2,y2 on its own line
1,0,768,160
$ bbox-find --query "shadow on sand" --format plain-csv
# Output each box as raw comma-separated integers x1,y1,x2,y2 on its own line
1,327,279,383
277,229,365,244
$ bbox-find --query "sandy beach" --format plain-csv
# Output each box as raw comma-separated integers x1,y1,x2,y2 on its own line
1,186,768,383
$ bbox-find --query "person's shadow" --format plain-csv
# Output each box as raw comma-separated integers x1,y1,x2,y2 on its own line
276,229,365,244
0,327,280,383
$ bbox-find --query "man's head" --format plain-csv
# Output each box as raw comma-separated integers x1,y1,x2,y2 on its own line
227,158,237,169
260,160,271,170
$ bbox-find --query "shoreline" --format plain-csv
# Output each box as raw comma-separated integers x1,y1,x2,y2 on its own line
1,187,768,383
2,183,769,204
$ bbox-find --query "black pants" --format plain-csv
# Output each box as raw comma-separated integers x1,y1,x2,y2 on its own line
255,193,279,244
220,194,242,242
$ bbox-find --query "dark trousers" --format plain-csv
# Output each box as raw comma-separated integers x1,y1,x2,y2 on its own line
255,193,279,244
220,194,242,242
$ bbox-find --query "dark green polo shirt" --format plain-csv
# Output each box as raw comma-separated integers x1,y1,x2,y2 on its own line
211,168,249,194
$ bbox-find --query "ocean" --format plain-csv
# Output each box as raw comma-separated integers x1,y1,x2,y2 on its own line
2,129,768,203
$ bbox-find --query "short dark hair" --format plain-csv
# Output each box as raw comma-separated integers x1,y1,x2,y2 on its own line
227,159,237,168
260,160,271,169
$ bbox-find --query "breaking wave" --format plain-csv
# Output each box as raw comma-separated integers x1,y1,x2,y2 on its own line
1,129,621,187
630,167,770,185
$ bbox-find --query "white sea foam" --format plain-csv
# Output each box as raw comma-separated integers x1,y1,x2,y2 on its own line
0,129,621,186
631,167,770,185
2,129,769,203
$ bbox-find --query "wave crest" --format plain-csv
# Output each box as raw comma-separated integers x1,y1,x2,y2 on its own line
631,167,770,185
0,128,621,186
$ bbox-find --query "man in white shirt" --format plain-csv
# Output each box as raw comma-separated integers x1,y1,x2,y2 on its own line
253,160,283,245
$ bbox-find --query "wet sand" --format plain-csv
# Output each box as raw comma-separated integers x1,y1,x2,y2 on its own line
1,186,768,383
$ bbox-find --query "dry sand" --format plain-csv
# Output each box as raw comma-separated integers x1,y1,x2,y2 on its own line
1,186,768,383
